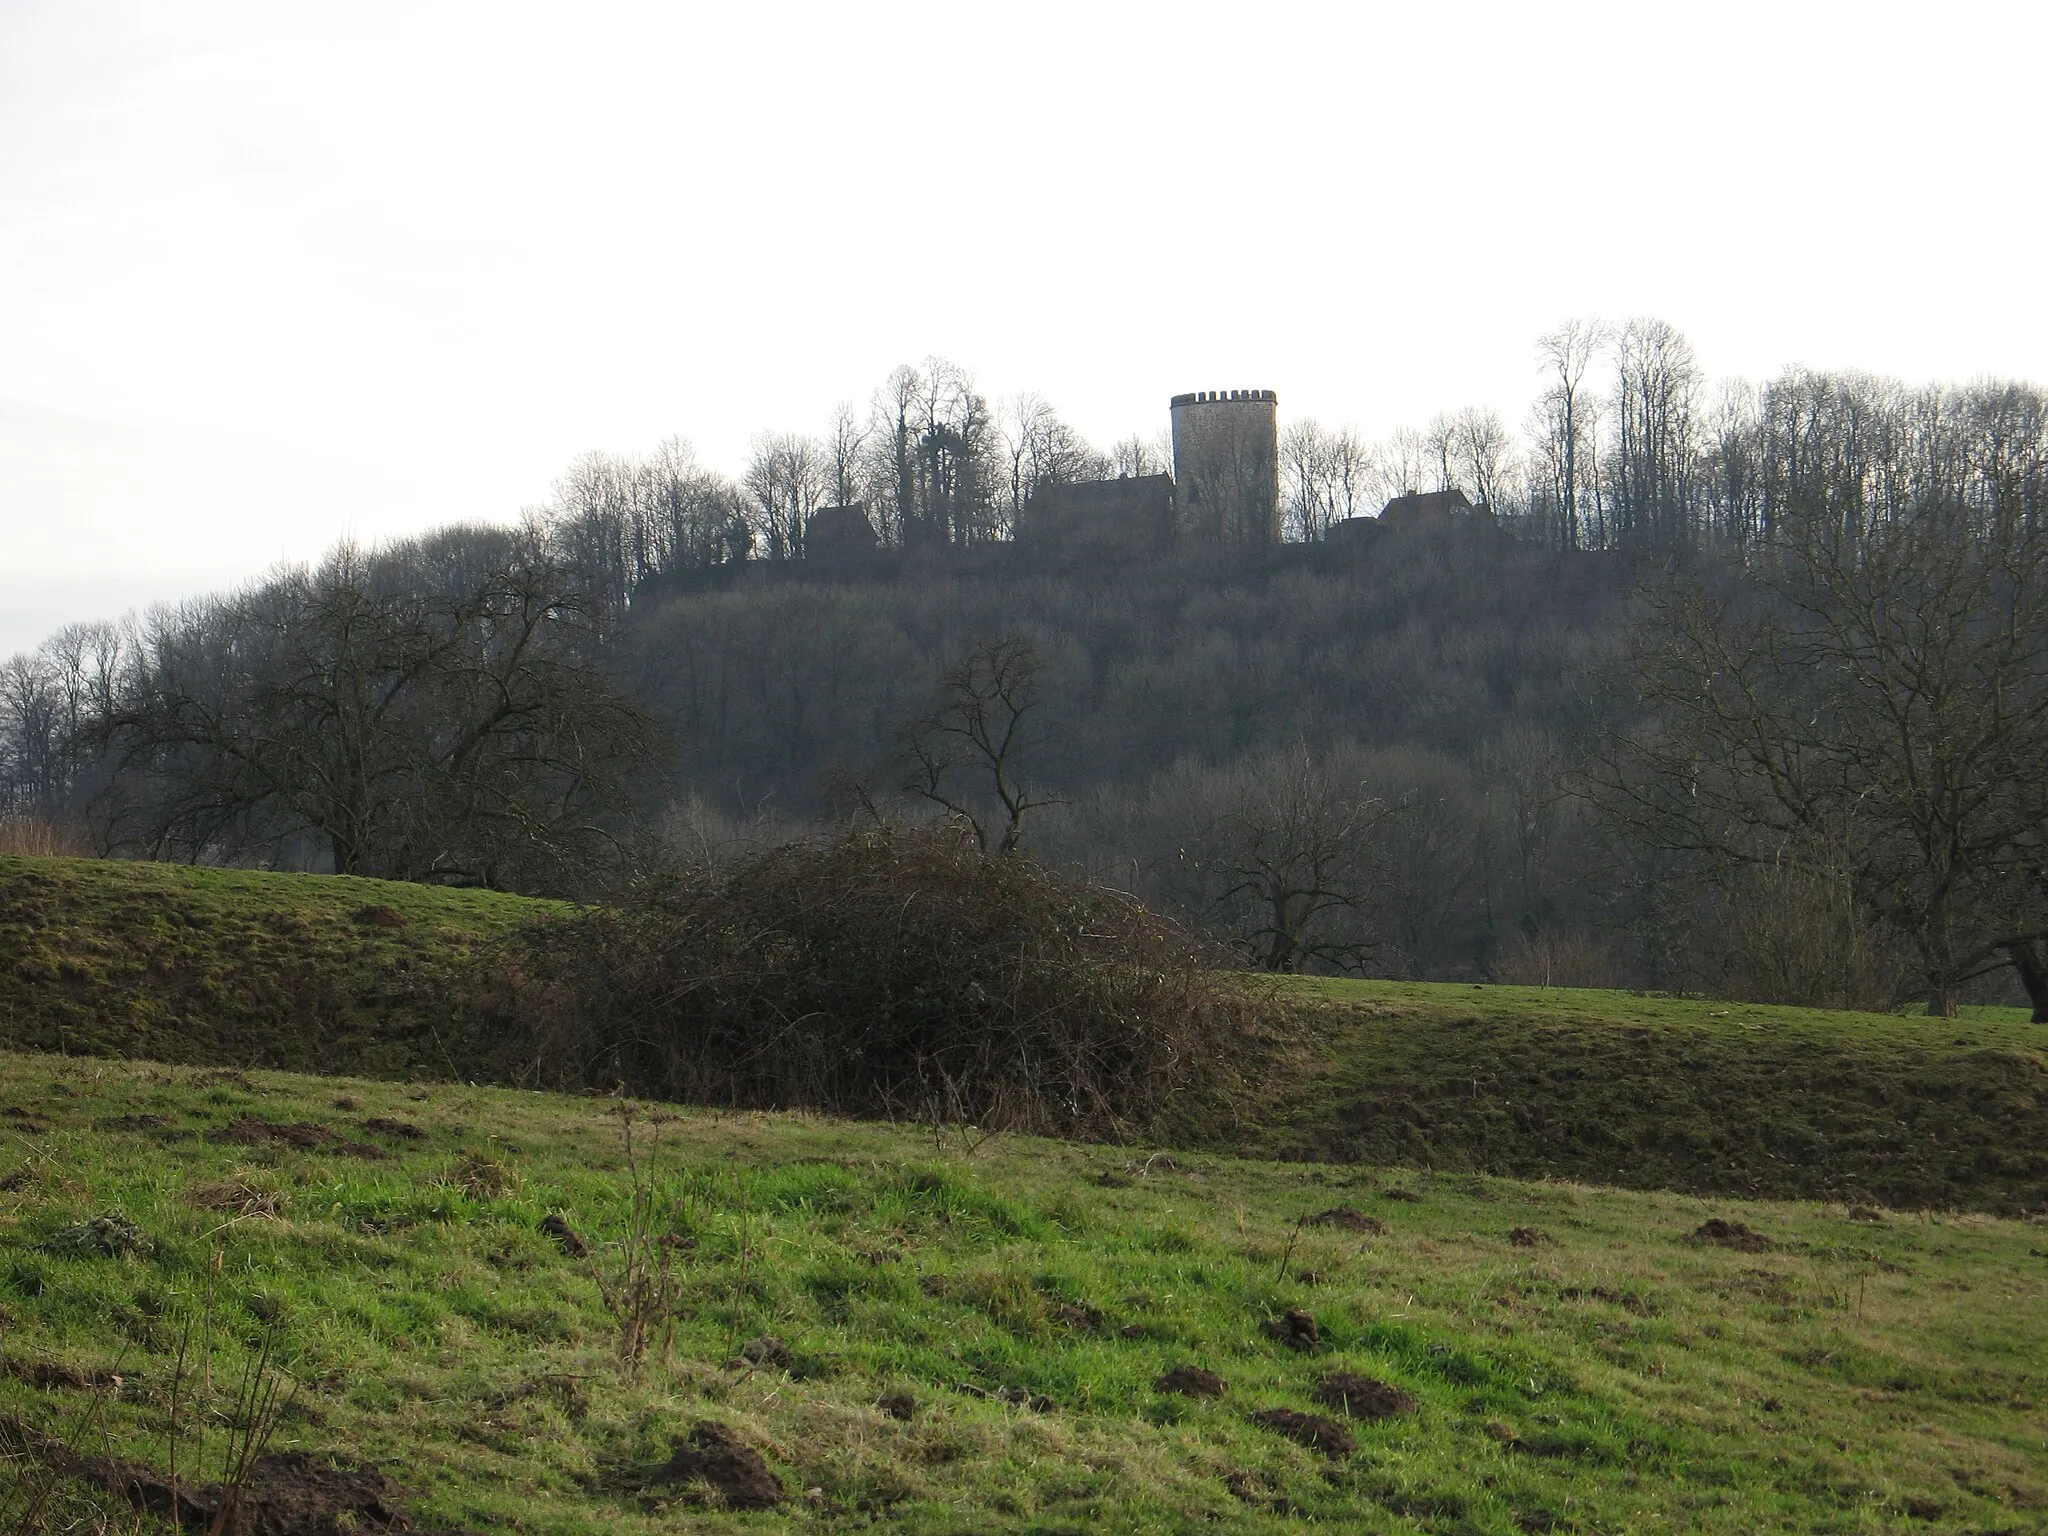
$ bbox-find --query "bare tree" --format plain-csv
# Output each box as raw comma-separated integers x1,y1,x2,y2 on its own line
1173,746,1395,972
1611,316,1703,550
1372,426,1433,506
1000,394,1107,531
95,528,658,891
1281,420,1376,541
1452,407,1515,515
1596,473,2048,1016
1423,412,1459,494
1532,318,1609,548
899,636,1061,855
0,620,128,822
868,359,1000,549
825,401,870,510
743,431,830,561
1110,433,1169,478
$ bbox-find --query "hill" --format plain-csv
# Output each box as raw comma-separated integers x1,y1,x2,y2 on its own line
0,1053,2040,1534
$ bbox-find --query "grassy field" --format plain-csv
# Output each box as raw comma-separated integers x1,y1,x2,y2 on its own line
4,855,2046,1216
0,1051,2041,1534
0,854,551,1075
1229,979,2048,1216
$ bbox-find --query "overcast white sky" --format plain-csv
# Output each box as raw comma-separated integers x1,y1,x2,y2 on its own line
3,0,2043,656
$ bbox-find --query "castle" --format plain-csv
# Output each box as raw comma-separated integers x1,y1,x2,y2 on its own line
801,389,1286,566
1022,389,1281,553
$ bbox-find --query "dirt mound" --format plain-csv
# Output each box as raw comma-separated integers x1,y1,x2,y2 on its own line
18,1420,439,1536
352,905,407,929
1247,1408,1352,1458
1261,1307,1319,1351
4,1357,125,1391
1687,1218,1771,1252
648,1421,784,1510
1508,1226,1551,1247
1050,1302,1104,1333
206,1118,328,1149
362,1118,427,1141
536,1214,586,1257
1312,1371,1416,1421
1154,1365,1225,1399
1305,1207,1386,1234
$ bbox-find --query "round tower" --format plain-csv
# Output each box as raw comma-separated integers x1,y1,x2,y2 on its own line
1169,389,1280,545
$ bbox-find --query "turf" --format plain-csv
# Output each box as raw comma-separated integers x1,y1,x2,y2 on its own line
0,1052,2042,1534
0,854,553,1075
1224,980,2048,1217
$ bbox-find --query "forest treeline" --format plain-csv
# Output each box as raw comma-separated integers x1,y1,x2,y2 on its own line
5,320,2046,1015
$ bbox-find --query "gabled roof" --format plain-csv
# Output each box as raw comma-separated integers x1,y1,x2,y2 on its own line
1379,488,1474,521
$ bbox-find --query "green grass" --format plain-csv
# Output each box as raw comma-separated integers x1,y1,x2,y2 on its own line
0,1052,2041,1533
4,856,2047,1216
0,854,554,1074
1227,979,2048,1216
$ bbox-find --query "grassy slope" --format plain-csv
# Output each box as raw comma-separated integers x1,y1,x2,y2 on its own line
4,855,2046,1213
0,1053,2042,1535
0,855,552,1076
1233,979,2048,1217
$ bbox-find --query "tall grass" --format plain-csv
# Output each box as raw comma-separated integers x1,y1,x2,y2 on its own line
0,815,88,858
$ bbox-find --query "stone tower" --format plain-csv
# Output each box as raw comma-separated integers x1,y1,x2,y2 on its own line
1170,389,1280,545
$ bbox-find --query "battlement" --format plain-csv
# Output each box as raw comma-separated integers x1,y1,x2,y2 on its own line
1170,389,1278,408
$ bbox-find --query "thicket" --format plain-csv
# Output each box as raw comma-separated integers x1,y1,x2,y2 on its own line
468,825,1267,1138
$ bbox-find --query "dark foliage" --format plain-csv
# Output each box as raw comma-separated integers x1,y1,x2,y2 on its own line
469,824,1264,1138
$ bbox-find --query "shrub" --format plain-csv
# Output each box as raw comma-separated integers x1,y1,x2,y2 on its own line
469,825,1262,1138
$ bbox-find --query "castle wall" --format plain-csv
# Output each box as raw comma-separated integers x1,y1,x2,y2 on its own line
1022,473,1175,555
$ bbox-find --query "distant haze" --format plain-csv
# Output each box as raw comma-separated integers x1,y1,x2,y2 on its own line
3,0,2043,655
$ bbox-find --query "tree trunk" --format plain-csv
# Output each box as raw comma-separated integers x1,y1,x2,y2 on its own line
1926,981,1961,1018
2006,941,2048,1024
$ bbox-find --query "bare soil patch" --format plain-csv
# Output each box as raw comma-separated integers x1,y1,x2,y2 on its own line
1154,1365,1226,1399
1247,1408,1352,1458
645,1421,784,1510
1688,1218,1772,1252
1313,1371,1417,1421
1305,1207,1386,1234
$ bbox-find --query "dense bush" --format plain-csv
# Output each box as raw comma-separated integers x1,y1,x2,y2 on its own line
471,825,1267,1138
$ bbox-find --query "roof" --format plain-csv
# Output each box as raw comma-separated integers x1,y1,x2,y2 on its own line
1379,488,1474,521
807,504,877,547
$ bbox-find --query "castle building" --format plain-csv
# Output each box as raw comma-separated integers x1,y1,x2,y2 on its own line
1377,487,1474,525
1019,473,1175,555
805,503,880,568
1169,389,1280,545
1021,388,1281,553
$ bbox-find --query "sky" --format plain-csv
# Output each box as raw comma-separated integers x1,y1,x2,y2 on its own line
2,0,2044,657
